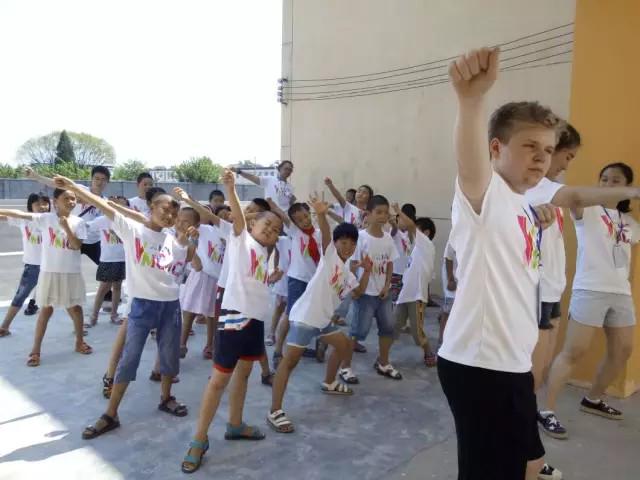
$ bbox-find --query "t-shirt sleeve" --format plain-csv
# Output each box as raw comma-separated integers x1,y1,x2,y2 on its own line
30,213,46,229
453,172,506,226
218,220,233,237
86,216,108,233
6,217,25,229
444,242,455,260
111,212,136,244
74,219,88,241
387,235,400,262
525,178,564,206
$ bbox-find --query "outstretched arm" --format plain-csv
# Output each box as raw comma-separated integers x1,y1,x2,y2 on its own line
449,47,500,214
324,177,347,208
0,209,35,221
107,200,147,223
222,169,245,236
173,187,221,225
266,198,291,227
24,166,56,189
550,186,640,220
230,167,261,186
308,192,331,253
53,175,117,221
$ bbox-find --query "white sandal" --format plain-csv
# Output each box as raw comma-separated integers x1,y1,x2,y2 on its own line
266,409,295,433
321,380,353,396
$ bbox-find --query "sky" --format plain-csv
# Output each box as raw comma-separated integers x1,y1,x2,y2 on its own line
0,0,282,168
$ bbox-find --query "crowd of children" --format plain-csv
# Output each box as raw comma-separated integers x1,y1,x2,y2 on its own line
1,46,639,480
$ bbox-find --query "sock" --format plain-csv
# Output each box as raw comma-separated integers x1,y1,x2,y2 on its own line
539,410,554,417
585,396,601,404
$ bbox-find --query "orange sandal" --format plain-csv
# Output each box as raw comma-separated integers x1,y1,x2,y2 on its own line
76,342,93,355
27,352,40,367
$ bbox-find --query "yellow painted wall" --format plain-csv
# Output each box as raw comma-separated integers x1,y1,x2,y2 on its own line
561,0,640,397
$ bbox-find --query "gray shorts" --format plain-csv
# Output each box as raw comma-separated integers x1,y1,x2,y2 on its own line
569,289,636,328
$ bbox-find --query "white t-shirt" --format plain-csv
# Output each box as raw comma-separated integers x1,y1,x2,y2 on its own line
112,212,188,301
525,177,566,302
342,203,368,230
353,230,398,296
221,229,272,321
128,196,151,217
442,241,458,299
72,184,103,244
289,243,360,329
31,212,87,273
275,236,292,274
87,216,125,263
439,173,541,374
260,176,294,212
8,218,42,266
396,230,436,304
572,206,639,296
196,222,232,278
392,229,412,275
286,224,322,283
216,221,235,289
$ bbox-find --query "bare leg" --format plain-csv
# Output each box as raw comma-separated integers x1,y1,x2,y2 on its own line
1,306,20,332
259,353,272,377
544,318,596,411
67,305,87,349
526,457,545,480
378,336,393,365
532,329,550,392
322,333,351,384
106,318,128,378
269,298,286,337
160,374,176,401
438,311,449,345
543,318,561,382
341,338,356,369
228,359,255,429
91,282,112,323
587,325,634,399
180,311,196,349
274,314,290,356
205,316,217,349
192,369,234,441
111,282,122,319
30,306,54,354
105,381,131,418
271,345,305,412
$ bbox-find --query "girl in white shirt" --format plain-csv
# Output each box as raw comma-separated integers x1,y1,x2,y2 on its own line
543,162,640,431
0,188,92,366
0,193,50,337
325,178,373,230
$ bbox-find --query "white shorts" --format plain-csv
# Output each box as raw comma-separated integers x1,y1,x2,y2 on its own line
569,289,636,328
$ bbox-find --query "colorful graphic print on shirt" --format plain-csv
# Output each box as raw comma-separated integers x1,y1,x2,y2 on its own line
250,248,268,283
134,237,185,277
102,229,123,245
207,238,226,264
24,225,42,245
600,212,631,244
517,215,541,269
329,264,352,301
556,207,564,234
48,227,72,249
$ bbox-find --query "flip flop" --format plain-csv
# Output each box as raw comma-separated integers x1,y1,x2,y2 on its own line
26,352,40,367
75,342,93,355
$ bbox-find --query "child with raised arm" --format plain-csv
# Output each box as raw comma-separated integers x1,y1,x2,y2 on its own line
0,189,92,366
232,161,296,212
325,177,372,230
267,206,373,434
85,196,129,326
56,176,197,439
438,47,562,480
338,194,400,384
391,205,437,367
181,170,282,474
0,192,50,337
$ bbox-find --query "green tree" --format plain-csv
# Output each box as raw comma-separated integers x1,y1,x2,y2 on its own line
17,131,115,166
55,130,76,165
174,156,223,183
0,163,18,178
32,163,91,180
112,159,149,181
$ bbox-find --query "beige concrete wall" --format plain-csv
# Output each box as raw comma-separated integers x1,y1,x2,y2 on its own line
281,0,575,294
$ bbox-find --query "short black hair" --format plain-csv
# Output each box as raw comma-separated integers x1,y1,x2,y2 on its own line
136,172,153,184
91,165,111,180
600,162,634,213
53,188,68,199
367,194,389,212
214,205,231,216
556,123,581,151
415,217,436,240
278,160,293,171
180,206,200,223
251,198,271,212
27,192,50,212
359,184,374,198
145,186,166,204
209,189,225,201
288,202,310,221
346,188,357,196
401,203,417,222
333,222,359,243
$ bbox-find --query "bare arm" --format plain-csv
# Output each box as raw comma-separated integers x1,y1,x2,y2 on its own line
324,177,347,208
380,261,394,299
266,198,291,227
222,169,245,236
352,256,373,299
53,176,117,221
327,210,343,224
107,200,148,223
551,186,640,212
0,209,35,221
449,48,500,214
191,252,203,272
59,216,82,250
24,167,56,189
173,187,221,225
231,167,261,186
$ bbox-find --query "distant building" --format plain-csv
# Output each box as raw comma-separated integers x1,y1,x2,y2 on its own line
150,167,178,183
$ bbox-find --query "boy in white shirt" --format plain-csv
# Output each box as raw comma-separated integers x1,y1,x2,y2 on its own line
390,203,416,303
181,170,283,474
128,172,154,216
392,209,437,367
437,47,561,480
339,194,401,384
232,161,296,212
267,204,374,433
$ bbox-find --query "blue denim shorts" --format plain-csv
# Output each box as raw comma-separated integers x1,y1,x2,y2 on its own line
287,321,340,348
349,294,395,341
11,264,40,307
114,298,181,383
286,277,308,315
